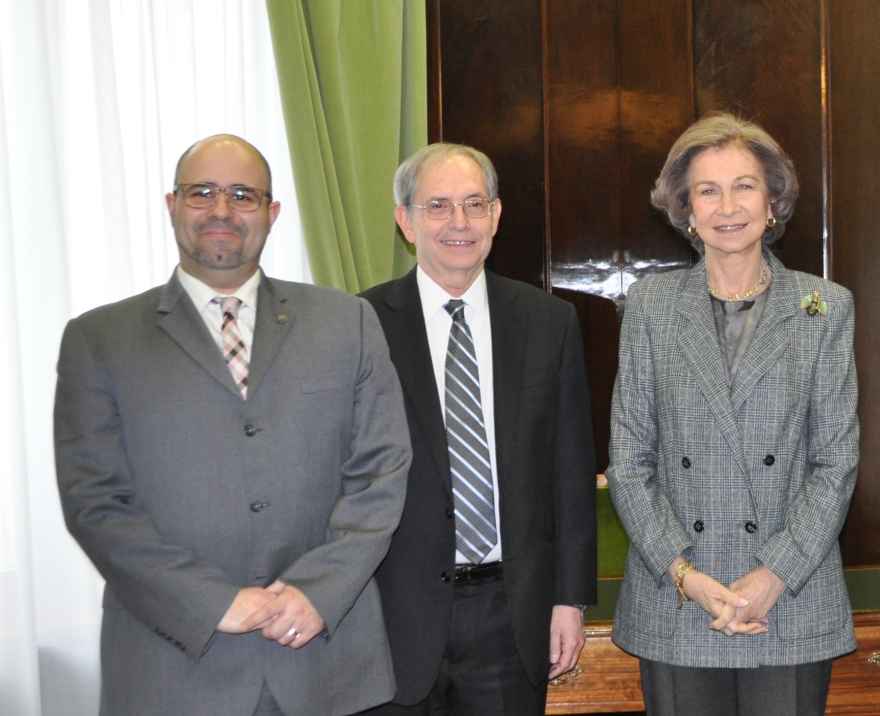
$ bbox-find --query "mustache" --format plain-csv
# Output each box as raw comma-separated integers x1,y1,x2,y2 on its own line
196,219,246,238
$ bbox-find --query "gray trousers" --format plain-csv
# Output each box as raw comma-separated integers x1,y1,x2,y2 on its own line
253,683,285,715
639,658,833,716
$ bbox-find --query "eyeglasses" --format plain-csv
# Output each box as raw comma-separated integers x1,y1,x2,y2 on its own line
175,183,271,212
409,196,496,220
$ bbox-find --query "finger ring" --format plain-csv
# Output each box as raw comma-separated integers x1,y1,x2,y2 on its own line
285,626,298,639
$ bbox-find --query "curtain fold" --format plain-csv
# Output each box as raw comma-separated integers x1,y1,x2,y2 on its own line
266,0,425,292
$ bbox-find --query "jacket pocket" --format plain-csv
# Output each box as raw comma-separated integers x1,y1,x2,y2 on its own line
774,560,850,640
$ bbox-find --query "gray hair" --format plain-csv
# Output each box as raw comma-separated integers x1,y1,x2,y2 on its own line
650,112,799,250
173,134,273,197
393,143,499,207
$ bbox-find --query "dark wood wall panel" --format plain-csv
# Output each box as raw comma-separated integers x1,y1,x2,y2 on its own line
617,0,695,279
544,0,619,470
829,0,880,567
429,0,545,287
693,0,825,277
544,0,618,295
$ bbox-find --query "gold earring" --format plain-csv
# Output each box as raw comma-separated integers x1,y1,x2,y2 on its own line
767,216,777,228
687,224,697,237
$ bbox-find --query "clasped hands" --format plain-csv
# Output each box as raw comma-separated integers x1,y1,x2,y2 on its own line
216,580,325,648
673,560,785,637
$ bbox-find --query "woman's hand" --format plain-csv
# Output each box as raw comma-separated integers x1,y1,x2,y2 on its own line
729,566,785,630
668,558,768,636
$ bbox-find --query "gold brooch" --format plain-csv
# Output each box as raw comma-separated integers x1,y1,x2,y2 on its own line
800,290,828,316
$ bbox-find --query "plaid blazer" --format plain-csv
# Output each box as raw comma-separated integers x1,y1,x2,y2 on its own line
607,252,859,667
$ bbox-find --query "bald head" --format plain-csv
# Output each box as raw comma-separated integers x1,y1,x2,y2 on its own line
173,134,273,196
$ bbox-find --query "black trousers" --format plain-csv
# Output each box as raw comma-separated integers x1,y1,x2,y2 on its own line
639,658,833,716
365,576,547,716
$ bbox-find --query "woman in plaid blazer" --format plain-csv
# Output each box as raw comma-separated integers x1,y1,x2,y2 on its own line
607,113,859,716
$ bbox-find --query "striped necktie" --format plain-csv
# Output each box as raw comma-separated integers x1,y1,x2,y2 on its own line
214,296,249,399
444,299,497,563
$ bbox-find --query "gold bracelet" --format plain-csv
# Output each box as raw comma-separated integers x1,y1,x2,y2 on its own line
674,561,694,609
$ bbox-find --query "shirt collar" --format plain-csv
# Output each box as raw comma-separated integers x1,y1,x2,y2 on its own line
176,266,262,312
416,266,489,318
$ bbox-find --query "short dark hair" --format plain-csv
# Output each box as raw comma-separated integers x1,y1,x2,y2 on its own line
173,134,273,197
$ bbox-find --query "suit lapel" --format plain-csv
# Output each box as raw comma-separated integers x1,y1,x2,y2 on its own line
487,273,525,502
730,253,799,412
384,270,451,489
676,260,750,480
156,273,241,398
248,276,294,399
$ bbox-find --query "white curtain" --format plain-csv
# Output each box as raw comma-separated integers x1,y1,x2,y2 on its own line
0,2,310,714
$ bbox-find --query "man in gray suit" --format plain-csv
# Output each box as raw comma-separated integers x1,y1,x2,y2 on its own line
54,134,412,716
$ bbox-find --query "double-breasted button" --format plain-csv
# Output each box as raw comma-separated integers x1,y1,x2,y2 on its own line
244,424,258,437
445,507,455,519
763,454,775,466
693,520,704,533
744,521,758,534
440,571,451,583
681,457,692,469
249,500,270,513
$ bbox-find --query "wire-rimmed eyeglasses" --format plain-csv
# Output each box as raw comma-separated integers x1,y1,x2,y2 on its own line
409,196,496,220
175,183,272,212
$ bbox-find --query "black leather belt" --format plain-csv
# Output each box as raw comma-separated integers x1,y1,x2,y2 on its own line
453,561,503,584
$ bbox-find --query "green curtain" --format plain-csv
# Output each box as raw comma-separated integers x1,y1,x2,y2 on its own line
266,0,425,292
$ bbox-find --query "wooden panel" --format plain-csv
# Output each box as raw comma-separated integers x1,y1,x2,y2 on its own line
827,612,880,713
828,0,880,567
545,612,880,714
544,0,619,294
617,0,695,279
693,0,825,277
431,0,546,287
545,0,695,470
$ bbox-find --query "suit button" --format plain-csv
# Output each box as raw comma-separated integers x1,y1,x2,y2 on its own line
250,501,270,513
440,572,451,583
244,424,258,437
763,454,775,466
693,520,704,533
681,457,691,469
745,521,758,534
446,508,454,519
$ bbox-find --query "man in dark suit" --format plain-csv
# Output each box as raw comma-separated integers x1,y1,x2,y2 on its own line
361,143,597,715
54,134,411,716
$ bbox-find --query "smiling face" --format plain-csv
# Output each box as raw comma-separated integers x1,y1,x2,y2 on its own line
395,154,501,296
165,136,280,291
688,142,772,264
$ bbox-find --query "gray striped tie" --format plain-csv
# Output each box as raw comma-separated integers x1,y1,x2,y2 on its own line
444,299,497,564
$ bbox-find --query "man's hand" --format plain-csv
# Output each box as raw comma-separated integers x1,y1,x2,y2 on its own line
239,580,325,649
728,566,784,634
216,587,276,634
548,605,586,679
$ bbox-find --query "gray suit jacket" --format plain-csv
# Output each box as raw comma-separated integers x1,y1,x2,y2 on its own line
54,272,411,715
607,252,858,667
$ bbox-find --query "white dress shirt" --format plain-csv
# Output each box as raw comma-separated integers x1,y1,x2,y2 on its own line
176,266,261,358
416,266,502,564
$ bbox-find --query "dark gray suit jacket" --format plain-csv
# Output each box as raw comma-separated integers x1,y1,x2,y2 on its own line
608,253,858,667
55,272,411,716
362,268,597,704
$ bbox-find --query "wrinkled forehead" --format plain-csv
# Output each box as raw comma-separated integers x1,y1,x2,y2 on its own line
414,153,488,197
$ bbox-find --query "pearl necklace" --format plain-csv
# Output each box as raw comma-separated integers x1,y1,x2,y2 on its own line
707,262,771,301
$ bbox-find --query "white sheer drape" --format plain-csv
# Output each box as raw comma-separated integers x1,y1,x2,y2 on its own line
0,2,309,714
